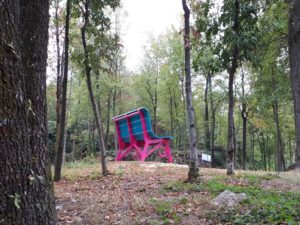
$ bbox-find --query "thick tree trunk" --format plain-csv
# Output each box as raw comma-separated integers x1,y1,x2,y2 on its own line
182,0,199,181
54,0,71,182
0,1,56,224
288,0,300,168
226,0,240,175
81,1,109,176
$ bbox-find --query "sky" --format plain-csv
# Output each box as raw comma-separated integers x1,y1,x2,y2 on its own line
121,0,183,72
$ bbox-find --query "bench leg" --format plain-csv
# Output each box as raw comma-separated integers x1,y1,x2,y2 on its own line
164,140,173,163
116,145,133,161
140,142,149,161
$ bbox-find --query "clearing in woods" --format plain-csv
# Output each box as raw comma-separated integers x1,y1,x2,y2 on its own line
55,160,300,225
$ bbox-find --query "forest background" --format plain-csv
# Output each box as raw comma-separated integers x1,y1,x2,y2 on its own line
48,0,297,175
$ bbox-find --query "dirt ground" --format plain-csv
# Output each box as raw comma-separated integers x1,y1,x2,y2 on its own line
55,162,300,225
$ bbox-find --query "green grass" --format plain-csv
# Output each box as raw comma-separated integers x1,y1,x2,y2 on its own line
64,157,99,169
162,175,300,224
150,198,181,224
60,157,100,181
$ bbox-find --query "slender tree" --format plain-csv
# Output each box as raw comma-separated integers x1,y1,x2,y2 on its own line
0,0,56,224
240,68,248,170
80,0,108,175
182,0,199,180
225,0,240,175
54,0,71,182
204,74,211,153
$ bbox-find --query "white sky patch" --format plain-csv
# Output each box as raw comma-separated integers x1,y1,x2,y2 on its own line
121,0,183,72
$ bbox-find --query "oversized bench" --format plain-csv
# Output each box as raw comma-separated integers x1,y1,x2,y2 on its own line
112,107,173,163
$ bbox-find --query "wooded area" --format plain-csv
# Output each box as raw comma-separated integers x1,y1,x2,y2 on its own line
46,0,300,175
1,0,300,224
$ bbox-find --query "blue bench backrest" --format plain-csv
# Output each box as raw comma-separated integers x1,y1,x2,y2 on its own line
117,108,152,143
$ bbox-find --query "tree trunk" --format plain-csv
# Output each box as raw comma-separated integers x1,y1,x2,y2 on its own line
112,87,118,153
105,92,112,146
288,0,300,168
204,74,210,153
81,1,109,176
250,126,255,170
174,91,180,148
241,69,248,170
153,75,158,133
208,73,216,167
226,0,240,175
257,132,267,171
169,91,174,137
54,0,71,182
179,72,188,160
273,96,285,171
54,0,62,165
182,0,199,181
0,0,56,224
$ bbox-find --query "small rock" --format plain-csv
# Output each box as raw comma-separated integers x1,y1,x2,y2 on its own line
212,190,247,207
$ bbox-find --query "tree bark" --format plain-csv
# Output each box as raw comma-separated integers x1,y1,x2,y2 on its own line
182,0,199,181
0,0,56,224
54,0,71,182
81,0,109,176
226,0,240,175
288,0,300,168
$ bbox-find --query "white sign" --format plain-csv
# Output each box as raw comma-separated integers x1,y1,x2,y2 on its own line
202,153,211,162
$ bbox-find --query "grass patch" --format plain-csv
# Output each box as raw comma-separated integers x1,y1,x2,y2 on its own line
150,198,181,224
162,177,300,224
64,157,99,169
61,157,100,181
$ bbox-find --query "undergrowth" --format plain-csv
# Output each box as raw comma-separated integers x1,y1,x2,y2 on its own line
162,175,300,224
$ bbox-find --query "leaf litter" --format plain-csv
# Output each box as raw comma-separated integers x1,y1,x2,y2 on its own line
55,161,300,225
